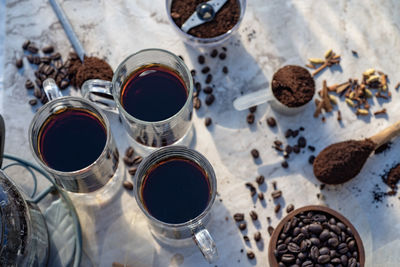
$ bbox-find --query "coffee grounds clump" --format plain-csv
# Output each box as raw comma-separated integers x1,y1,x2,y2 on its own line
170,0,240,38
272,65,315,107
75,57,113,89
313,139,375,184
383,164,400,195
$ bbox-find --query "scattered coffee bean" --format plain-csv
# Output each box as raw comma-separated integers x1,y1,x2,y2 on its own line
268,226,274,236
203,86,213,94
123,156,134,166
128,167,137,176
243,235,250,242
254,231,261,242
285,129,293,138
233,213,245,222
32,56,40,65
195,82,201,91
60,80,69,90
125,147,134,158
251,149,259,159
249,106,257,113
210,49,218,58
193,91,198,98
28,99,37,106
255,175,265,185
27,55,34,64
205,117,212,127
286,204,294,213
272,181,277,190
190,69,196,76
274,204,281,213
298,136,307,148
274,140,282,147
293,145,300,154
249,210,258,220
308,145,315,151
42,45,54,54
281,161,289,168
308,155,315,164
25,79,34,90
22,40,30,50
178,55,184,61
198,55,205,64
219,52,227,60
33,87,42,98
16,59,23,68
205,74,212,84
41,56,51,64
222,66,228,74
245,182,257,197
27,44,39,54
51,52,61,60
239,223,247,230
205,94,215,105
246,251,255,260
285,145,293,154
272,190,282,199
246,113,255,124
266,117,277,127
201,66,210,74
193,97,201,109
132,156,142,165
123,181,134,191
258,192,264,201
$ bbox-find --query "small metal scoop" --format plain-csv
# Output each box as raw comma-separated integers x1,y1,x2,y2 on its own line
181,0,228,33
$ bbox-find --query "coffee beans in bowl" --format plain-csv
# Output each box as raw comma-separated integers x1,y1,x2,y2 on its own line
270,65,315,115
268,205,365,267
166,0,246,46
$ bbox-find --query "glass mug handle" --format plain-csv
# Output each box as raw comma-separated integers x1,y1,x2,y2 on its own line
191,223,219,263
43,78,63,101
81,79,117,112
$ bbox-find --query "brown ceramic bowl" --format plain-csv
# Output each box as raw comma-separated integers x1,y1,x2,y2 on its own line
268,205,365,267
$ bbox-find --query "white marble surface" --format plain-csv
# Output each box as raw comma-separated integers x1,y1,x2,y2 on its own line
2,0,400,266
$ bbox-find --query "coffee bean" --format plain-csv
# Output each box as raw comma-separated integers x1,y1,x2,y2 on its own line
25,79,34,89
193,91,198,98
27,44,39,53
233,213,244,222
271,190,282,199
319,247,330,255
203,86,213,94
222,66,228,74
22,40,30,49
239,223,246,230
205,74,212,84
257,192,264,200
293,145,300,154
251,149,259,159
40,56,51,64
328,237,339,248
243,235,250,242
33,87,42,98
274,140,282,147
28,99,37,106
286,204,294,213
319,229,331,241
246,251,255,260
33,56,41,65
275,204,281,213
60,80,69,90
42,45,54,53
54,60,63,69
331,257,341,264
35,79,42,88
337,243,348,254
292,130,299,138
27,55,34,63
302,260,313,267
128,167,137,176
308,155,315,164
195,82,201,91
51,52,61,60
123,181,133,191
281,161,289,168
285,145,293,154
285,129,293,138
123,156,134,166
125,147,134,158
193,97,201,109
16,59,23,68
254,231,261,242
308,145,315,152
205,94,215,105
201,66,210,74
219,52,226,60
255,175,265,185
309,223,323,234
249,210,258,220
249,106,257,113
190,69,196,76
310,245,319,260
132,156,142,165
205,117,212,127
210,49,218,58
288,242,300,253
246,113,255,124
330,224,341,235
268,226,274,236
298,137,307,148
198,55,205,64
313,214,327,223
348,240,356,251
317,254,331,264
281,253,295,264
266,117,277,127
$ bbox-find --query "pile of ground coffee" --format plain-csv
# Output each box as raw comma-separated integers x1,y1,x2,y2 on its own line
170,0,240,38
75,56,113,88
313,139,375,184
272,65,315,107
383,164,400,195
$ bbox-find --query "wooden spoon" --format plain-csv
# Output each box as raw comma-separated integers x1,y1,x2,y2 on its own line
313,121,400,185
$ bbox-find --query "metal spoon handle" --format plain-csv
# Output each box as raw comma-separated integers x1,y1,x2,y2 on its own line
49,0,85,62
369,120,400,148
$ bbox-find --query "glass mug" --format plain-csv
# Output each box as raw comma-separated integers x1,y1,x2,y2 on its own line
134,146,218,263
29,79,120,196
82,48,194,153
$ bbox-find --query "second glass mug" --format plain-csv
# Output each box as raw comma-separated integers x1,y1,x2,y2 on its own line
82,48,194,152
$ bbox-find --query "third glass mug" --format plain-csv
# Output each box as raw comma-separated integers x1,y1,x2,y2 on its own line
82,49,194,152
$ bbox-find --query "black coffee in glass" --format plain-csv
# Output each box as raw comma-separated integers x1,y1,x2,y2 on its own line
141,157,210,224
120,65,188,122
38,108,107,172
